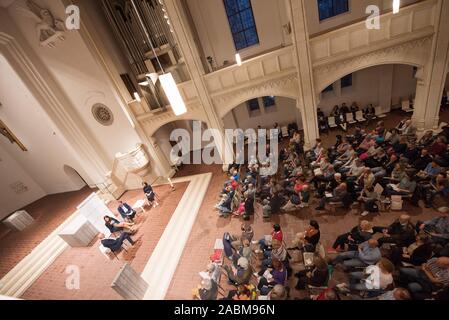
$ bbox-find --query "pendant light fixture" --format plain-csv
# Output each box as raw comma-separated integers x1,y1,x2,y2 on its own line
235,53,242,66
393,0,400,14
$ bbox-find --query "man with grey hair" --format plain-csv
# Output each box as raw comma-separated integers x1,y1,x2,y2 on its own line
418,207,449,245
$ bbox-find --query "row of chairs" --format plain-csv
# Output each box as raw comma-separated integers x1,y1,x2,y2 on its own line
327,108,386,129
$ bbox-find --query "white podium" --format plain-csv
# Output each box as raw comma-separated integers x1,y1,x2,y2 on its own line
3,210,34,231
59,215,98,247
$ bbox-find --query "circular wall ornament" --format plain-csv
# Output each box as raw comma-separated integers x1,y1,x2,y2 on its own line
92,103,114,126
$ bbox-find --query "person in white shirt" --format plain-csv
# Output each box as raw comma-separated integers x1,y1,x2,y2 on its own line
347,258,395,292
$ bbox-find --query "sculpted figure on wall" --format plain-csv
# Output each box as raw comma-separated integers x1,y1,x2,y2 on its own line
17,0,66,48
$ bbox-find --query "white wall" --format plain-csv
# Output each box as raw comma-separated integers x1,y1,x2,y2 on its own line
0,54,88,197
186,0,291,70
0,144,46,220
222,96,300,130
305,0,420,36
7,0,141,161
318,64,417,115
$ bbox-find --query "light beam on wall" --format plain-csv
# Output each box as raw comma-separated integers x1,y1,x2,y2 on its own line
159,73,187,116
133,92,141,102
235,53,242,66
393,0,400,14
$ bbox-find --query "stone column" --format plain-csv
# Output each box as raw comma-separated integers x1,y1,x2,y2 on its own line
412,0,449,131
163,0,234,169
286,0,320,150
378,65,394,113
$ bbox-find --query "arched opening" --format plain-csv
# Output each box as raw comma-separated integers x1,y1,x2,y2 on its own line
222,96,301,132
319,64,418,113
152,119,210,167
317,64,419,132
63,165,88,190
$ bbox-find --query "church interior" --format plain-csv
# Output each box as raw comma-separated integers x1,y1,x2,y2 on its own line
1,0,449,301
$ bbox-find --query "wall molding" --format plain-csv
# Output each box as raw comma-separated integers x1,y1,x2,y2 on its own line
0,31,109,184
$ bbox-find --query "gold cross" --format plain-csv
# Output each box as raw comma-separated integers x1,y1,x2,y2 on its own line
0,119,27,151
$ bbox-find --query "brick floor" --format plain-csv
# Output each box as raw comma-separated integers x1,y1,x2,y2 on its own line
20,182,188,300
0,186,94,279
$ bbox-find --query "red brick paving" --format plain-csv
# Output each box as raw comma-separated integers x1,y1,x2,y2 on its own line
20,182,188,300
0,186,94,279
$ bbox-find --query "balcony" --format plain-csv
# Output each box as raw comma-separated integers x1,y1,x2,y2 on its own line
309,0,437,67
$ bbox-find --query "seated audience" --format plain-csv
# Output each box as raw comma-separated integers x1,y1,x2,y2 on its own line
295,256,329,290
329,221,373,253
332,239,381,270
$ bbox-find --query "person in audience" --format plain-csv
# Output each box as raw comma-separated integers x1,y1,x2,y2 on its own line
315,182,348,211
418,207,449,245
331,105,340,117
268,284,288,300
332,239,381,270
392,136,408,155
117,201,136,222
143,182,159,207
350,102,359,117
401,120,417,141
377,288,411,300
346,258,395,292
223,257,252,285
257,258,287,295
257,224,283,253
359,185,381,217
329,220,373,253
384,172,417,197
231,223,254,249
399,257,449,299
418,131,435,148
400,233,433,266
413,172,449,208
194,278,218,300
290,220,321,253
373,214,416,247
429,136,448,157
295,256,329,290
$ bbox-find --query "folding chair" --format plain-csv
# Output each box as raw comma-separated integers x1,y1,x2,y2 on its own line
328,116,337,128
355,111,366,122
346,113,357,124
307,265,334,295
